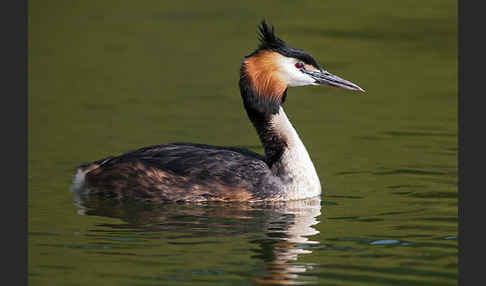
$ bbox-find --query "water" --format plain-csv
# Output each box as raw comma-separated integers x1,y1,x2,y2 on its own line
29,0,457,285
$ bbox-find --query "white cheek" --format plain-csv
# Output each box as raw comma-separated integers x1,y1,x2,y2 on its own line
277,57,316,87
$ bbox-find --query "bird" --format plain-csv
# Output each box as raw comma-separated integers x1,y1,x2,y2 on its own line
72,21,364,203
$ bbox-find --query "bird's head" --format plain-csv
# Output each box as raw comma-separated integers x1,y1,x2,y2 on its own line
240,21,364,115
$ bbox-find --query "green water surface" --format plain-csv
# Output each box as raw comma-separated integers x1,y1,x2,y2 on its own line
29,1,457,285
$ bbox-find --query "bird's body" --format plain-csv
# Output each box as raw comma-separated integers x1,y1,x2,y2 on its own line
73,21,363,202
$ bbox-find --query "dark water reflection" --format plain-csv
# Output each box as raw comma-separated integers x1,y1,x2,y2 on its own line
65,190,457,285
74,194,322,285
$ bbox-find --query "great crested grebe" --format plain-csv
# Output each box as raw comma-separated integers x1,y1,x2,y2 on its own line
73,21,364,202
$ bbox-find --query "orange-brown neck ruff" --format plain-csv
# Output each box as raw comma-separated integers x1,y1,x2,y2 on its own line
244,50,287,102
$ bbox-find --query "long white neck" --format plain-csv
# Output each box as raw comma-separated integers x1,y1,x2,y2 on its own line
269,107,321,200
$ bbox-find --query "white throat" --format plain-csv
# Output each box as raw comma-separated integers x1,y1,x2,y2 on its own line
270,107,322,200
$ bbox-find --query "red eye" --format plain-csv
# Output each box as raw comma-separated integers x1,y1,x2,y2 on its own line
295,62,304,69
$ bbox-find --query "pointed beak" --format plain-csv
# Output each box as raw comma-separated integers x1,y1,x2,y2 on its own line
303,69,365,92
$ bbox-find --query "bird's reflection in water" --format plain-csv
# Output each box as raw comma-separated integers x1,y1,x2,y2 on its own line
73,194,321,285
253,198,321,285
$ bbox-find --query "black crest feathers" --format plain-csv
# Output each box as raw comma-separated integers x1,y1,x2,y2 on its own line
254,20,322,70
257,20,287,51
